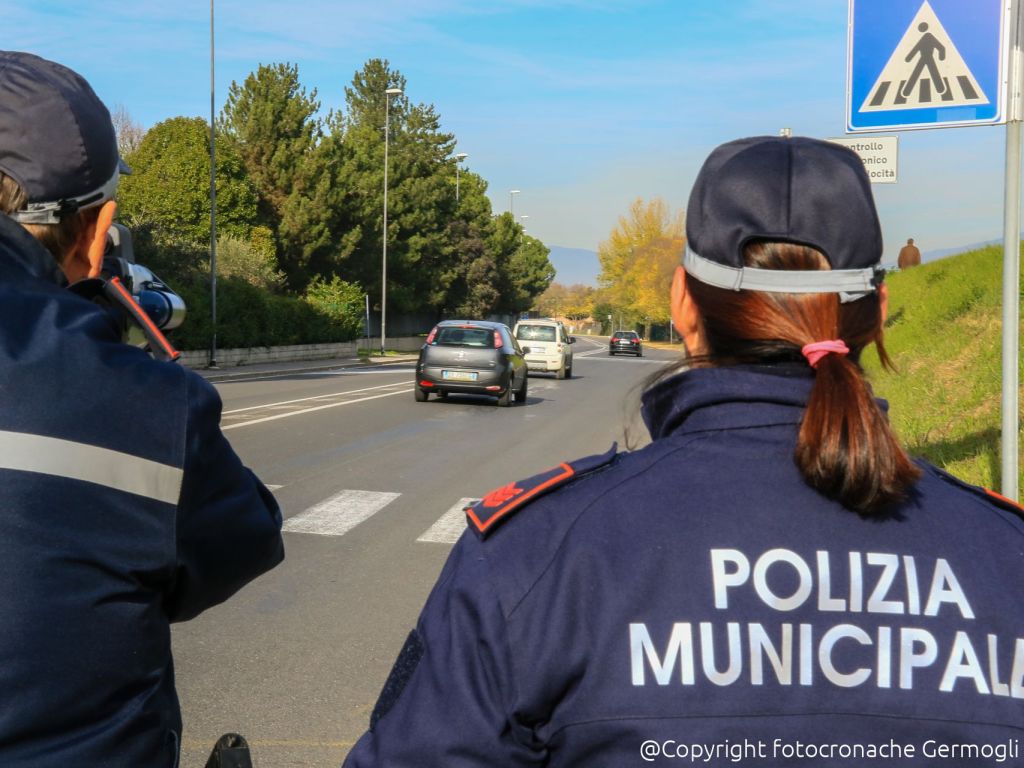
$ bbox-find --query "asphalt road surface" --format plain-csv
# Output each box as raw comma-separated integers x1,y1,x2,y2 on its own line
173,336,679,767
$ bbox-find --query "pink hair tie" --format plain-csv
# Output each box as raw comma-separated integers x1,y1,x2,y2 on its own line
801,340,849,369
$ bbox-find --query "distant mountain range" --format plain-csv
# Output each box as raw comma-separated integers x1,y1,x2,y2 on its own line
547,245,600,286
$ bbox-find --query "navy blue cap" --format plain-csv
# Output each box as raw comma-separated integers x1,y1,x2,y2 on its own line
0,51,127,224
684,136,884,302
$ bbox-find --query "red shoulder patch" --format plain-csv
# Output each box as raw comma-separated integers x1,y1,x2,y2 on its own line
481,482,525,508
465,463,575,538
462,443,619,540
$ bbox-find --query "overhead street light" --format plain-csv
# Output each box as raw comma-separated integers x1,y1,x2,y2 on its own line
381,86,403,356
455,152,468,202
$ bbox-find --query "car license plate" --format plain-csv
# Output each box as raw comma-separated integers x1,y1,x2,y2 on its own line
442,370,478,381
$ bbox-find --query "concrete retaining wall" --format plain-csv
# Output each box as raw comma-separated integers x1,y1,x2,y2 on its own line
179,336,424,369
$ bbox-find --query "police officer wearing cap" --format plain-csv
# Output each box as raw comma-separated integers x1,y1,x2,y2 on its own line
0,52,284,766
344,136,1024,767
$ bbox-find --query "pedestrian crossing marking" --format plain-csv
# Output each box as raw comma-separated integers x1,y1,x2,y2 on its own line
860,0,988,112
282,489,400,536
417,498,478,544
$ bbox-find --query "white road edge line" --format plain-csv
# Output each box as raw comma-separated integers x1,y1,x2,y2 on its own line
224,381,410,415
417,497,478,544
283,489,400,536
223,388,413,430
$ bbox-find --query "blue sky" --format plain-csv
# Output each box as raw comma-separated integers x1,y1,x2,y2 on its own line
3,0,1006,264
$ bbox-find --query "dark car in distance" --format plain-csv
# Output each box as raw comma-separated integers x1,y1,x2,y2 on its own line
609,330,643,357
415,320,529,406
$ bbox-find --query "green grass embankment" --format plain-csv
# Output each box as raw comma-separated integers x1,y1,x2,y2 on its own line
864,245,1021,489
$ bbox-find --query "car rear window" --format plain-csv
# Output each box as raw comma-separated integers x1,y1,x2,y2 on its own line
435,326,496,348
516,324,557,342
616,331,638,339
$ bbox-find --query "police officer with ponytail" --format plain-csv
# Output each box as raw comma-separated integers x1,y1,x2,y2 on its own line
345,137,1024,767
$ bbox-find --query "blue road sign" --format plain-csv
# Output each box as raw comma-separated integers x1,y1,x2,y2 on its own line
847,0,1010,132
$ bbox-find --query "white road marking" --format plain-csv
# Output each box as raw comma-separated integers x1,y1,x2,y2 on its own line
265,484,284,491
283,489,400,536
224,381,409,415
417,498,478,544
223,388,413,431
300,367,416,376
583,356,667,364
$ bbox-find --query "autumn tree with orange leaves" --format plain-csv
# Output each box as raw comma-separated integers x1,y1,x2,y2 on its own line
597,197,684,338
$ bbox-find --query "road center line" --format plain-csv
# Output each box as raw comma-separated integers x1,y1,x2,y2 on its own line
223,388,413,430
223,381,410,415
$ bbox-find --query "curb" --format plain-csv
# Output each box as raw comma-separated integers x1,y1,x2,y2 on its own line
196,356,419,383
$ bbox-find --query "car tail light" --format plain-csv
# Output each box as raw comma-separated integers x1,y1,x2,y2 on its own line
556,344,563,352
485,385,501,391
612,337,619,342
419,380,434,387
426,327,438,344
494,330,502,348
632,338,638,344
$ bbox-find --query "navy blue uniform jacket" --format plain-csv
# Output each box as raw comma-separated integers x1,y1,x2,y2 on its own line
346,363,1024,766
0,215,284,767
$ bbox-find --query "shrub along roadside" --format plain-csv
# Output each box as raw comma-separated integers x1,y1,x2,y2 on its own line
168,274,363,351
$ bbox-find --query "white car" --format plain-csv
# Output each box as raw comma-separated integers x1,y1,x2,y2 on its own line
513,319,575,379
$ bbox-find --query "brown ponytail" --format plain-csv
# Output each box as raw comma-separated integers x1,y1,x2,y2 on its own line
685,241,920,515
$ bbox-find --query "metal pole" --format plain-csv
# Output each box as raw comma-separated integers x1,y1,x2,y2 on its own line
365,293,371,358
1002,0,1023,499
456,165,460,202
382,93,390,357
209,0,218,368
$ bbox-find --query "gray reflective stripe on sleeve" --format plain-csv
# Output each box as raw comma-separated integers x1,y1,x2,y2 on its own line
683,246,881,303
0,430,182,504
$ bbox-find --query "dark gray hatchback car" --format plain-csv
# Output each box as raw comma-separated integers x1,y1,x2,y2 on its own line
415,320,529,406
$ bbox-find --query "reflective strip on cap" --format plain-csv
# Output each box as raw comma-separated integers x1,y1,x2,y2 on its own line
0,430,182,504
9,166,121,225
683,246,882,303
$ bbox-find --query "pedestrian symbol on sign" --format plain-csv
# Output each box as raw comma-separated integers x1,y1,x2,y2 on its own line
902,23,946,98
860,0,988,112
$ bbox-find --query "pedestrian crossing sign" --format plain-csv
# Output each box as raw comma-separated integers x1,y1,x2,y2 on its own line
847,0,1011,132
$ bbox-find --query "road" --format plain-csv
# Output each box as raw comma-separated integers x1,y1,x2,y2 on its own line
172,336,678,767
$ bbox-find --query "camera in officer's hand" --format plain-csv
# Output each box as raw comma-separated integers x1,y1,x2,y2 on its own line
68,222,187,361
100,223,186,357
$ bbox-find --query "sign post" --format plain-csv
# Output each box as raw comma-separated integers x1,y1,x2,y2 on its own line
849,0,1019,497
1001,1,1022,500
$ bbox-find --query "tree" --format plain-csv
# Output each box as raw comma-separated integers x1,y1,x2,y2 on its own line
335,59,459,314
597,197,684,332
220,63,333,285
111,104,145,158
216,226,286,291
534,282,595,320
118,117,259,265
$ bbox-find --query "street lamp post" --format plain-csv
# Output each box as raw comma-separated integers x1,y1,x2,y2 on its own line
381,86,403,356
455,152,467,202
209,0,218,368
519,214,529,233
509,189,520,217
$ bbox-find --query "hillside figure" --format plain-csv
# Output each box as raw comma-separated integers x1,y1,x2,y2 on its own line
902,22,946,98
898,238,922,269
